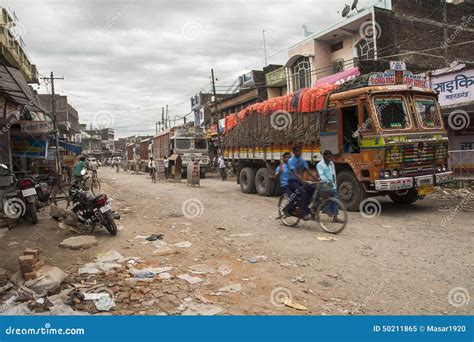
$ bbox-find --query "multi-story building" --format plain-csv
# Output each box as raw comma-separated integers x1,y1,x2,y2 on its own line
0,6,38,83
99,128,115,152
285,0,474,92
39,94,80,143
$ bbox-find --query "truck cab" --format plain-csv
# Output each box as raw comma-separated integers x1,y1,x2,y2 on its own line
171,127,209,177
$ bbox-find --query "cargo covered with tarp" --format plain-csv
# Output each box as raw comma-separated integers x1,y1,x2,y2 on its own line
222,84,337,149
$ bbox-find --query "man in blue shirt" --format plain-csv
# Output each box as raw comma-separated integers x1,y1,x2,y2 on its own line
288,146,318,220
273,152,292,215
317,150,342,223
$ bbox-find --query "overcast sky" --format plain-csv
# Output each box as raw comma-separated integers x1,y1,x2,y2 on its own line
5,0,366,138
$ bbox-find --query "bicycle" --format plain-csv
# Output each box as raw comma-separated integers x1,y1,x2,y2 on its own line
87,170,101,195
277,181,348,234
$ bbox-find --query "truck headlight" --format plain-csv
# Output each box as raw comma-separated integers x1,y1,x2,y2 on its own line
442,165,447,172
437,165,442,172
392,169,399,178
384,170,391,179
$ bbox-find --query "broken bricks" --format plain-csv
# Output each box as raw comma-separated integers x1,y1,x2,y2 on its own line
18,248,43,281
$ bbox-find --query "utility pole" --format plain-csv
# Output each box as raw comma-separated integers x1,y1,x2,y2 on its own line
165,104,169,129
41,72,64,175
262,30,268,67
442,0,449,67
211,68,221,152
155,122,158,135
161,107,165,130
158,121,161,132
90,122,92,154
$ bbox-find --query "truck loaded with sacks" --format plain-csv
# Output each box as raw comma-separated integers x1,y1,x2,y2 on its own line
221,70,453,211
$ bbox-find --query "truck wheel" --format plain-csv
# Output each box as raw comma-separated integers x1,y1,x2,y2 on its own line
240,167,256,194
389,189,418,205
255,168,276,197
337,170,367,212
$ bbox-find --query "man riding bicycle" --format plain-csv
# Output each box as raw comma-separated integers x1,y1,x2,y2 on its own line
288,146,318,221
316,150,343,223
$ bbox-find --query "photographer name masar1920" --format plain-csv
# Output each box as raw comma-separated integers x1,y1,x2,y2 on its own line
372,325,466,333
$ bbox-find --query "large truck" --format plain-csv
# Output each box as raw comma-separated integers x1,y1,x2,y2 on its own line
221,70,453,211
152,125,209,177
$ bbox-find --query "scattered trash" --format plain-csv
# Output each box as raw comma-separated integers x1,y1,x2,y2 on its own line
129,267,172,279
78,262,122,275
158,272,172,280
59,236,98,250
146,234,164,241
11,265,67,297
182,303,223,316
0,302,31,315
153,241,167,249
174,241,192,248
96,250,126,263
84,292,116,311
294,276,305,283
230,233,253,238
248,255,267,263
188,264,216,275
65,290,85,306
316,236,337,242
216,283,241,294
177,274,203,285
217,264,232,277
282,298,308,311
153,246,177,256
381,225,392,229
216,227,227,231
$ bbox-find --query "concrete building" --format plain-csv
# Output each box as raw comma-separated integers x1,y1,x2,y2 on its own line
0,6,38,83
285,0,474,92
264,64,288,99
99,128,115,152
39,94,80,143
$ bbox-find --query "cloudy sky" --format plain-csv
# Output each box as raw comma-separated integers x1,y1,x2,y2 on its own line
5,0,365,137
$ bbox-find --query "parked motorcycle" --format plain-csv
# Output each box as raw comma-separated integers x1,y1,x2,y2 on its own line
68,170,118,235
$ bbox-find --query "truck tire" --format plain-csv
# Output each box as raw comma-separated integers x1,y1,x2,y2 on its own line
336,170,367,212
255,168,276,197
240,167,256,194
389,189,418,205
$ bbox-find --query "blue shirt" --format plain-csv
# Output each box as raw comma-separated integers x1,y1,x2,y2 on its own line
317,159,337,189
288,156,309,181
275,163,291,188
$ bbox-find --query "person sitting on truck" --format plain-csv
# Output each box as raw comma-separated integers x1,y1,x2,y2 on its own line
316,150,343,223
288,146,318,220
273,152,293,215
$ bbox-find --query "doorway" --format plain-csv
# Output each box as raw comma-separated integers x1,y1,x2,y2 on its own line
341,106,360,153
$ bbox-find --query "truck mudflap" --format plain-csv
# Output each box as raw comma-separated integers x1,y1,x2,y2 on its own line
375,171,453,191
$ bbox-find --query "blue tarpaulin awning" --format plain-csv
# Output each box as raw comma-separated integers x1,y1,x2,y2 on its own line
58,139,82,155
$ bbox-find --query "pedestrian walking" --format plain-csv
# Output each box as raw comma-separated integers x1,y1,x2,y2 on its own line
218,154,226,181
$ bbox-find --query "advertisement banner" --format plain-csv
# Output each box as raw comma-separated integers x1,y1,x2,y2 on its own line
11,137,48,159
20,121,53,135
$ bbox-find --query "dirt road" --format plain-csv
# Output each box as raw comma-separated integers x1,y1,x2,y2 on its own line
1,168,472,315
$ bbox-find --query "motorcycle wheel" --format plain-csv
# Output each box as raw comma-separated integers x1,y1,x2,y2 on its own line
28,202,39,224
102,211,118,236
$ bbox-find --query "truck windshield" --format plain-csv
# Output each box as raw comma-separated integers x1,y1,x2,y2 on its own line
194,139,207,150
175,139,191,150
414,97,443,129
373,96,411,130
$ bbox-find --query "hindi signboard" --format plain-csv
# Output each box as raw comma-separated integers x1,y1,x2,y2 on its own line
430,68,474,107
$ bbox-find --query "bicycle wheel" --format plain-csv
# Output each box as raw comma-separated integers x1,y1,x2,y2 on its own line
91,179,101,195
278,194,300,227
316,197,348,234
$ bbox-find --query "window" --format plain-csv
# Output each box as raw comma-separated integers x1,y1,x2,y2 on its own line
374,96,411,130
175,139,191,150
414,97,442,129
331,41,343,52
355,38,375,60
194,139,207,150
291,56,311,91
333,59,344,73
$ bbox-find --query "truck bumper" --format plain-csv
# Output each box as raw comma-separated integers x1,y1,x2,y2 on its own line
375,171,453,191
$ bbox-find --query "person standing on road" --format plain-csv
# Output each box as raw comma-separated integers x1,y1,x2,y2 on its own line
316,150,343,223
218,154,226,181
288,146,318,220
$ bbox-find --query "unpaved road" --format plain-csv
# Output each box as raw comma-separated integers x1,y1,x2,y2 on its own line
0,168,472,315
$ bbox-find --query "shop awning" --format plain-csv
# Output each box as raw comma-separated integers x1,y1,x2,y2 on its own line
58,139,82,155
